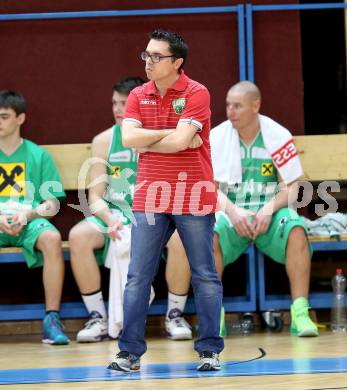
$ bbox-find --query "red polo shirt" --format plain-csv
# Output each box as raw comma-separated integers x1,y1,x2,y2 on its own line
124,71,217,215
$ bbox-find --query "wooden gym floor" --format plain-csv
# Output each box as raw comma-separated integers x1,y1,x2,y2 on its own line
0,327,347,389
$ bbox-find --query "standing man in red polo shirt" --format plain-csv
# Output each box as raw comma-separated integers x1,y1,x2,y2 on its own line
108,29,224,372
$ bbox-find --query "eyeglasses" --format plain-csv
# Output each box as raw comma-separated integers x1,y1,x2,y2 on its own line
140,51,176,63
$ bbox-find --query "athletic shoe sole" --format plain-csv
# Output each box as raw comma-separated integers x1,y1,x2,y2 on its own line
197,363,221,371
108,362,140,372
42,336,70,345
167,332,193,340
290,325,319,337
77,334,109,343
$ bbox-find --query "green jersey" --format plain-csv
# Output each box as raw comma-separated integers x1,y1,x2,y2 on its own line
103,125,138,224
0,139,65,214
226,132,278,212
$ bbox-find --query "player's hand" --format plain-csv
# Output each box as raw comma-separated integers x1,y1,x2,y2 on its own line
0,214,26,236
107,218,123,241
229,206,256,239
0,215,16,235
188,134,203,149
252,206,273,239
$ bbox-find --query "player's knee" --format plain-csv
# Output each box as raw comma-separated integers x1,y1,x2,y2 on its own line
288,226,308,250
289,226,305,240
39,229,62,251
167,232,185,256
68,225,83,249
68,224,94,251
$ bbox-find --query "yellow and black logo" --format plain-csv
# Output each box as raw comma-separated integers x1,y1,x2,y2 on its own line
261,163,274,176
111,165,121,178
0,163,26,196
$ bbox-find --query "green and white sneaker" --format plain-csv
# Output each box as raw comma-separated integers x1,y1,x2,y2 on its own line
290,297,319,337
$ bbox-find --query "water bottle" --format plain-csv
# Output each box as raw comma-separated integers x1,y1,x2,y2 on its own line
331,268,347,332
230,313,254,335
241,313,254,335
230,320,242,334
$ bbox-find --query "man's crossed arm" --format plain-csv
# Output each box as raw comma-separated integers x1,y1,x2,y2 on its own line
122,120,202,153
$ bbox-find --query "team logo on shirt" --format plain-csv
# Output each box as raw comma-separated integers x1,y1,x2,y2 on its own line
111,166,121,178
0,163,26,196
172,98,186,114
261,163,274,176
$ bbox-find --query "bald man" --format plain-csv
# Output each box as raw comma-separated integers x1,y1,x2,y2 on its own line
171,81,318,337
210,81,317,337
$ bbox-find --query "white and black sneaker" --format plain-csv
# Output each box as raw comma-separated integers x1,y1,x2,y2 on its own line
197,351,221,371
76,311,108,343
165,308,192,340
108,351,141,372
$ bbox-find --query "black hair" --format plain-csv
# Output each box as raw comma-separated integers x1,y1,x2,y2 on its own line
0,90,26,115
149,29,188,72
113,77,145,95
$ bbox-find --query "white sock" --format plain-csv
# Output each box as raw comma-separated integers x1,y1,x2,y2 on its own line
166,292,188,318
81,290,107,319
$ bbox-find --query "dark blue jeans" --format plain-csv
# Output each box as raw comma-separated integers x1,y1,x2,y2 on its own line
118,212,224,357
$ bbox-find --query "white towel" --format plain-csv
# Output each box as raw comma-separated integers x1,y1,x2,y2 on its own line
210,115,303,185
304,213,347,237
104,225,155,339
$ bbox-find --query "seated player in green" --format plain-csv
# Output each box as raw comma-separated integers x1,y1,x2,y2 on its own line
210,81,318,337
171,81,318,337
0,90,69,344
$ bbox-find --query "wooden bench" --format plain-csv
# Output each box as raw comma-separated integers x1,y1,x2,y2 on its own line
258,134,347,311
0,143,257,320
3,135,345,320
